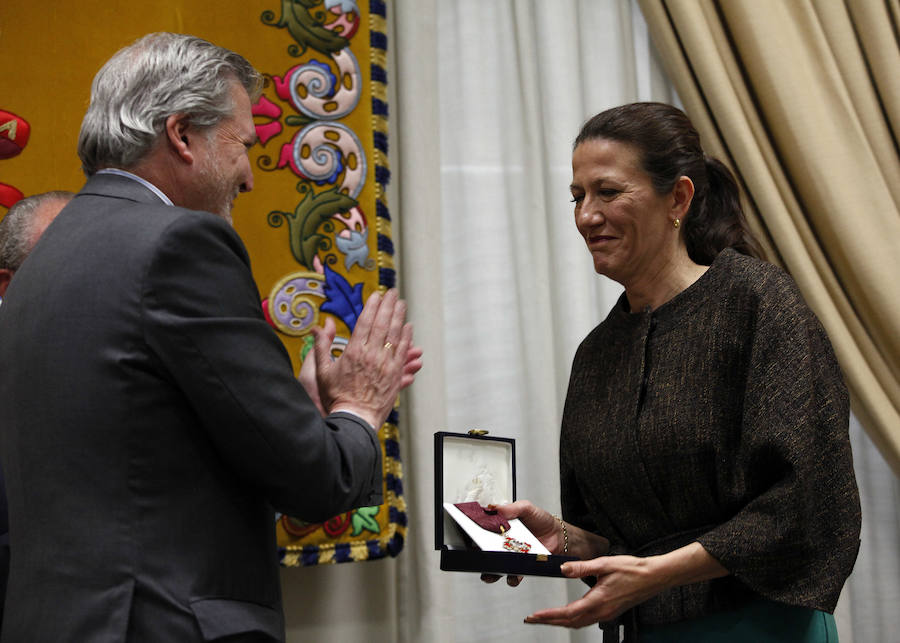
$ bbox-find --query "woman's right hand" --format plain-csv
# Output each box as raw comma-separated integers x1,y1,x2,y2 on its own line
480,500,565,587
496,500,567,553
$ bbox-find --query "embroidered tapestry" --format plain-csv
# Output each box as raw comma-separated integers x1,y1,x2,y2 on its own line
0,0,404,566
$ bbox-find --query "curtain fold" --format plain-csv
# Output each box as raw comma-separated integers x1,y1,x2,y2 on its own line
637,0,900,476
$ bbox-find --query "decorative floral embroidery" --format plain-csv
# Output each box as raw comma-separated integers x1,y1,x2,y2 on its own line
257,0,401,568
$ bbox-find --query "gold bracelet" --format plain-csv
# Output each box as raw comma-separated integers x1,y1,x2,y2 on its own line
553,514,568,553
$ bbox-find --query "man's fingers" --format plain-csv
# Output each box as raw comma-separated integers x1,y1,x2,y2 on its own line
312,317,337,370
384,296,406,348
400,343,424,389
391,322,412,364
351,290,383,346
346,289,407,352
367,288,399,348
405,343,424,365
312,289,418,427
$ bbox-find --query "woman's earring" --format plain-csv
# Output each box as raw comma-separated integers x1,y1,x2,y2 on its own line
673,218,681,229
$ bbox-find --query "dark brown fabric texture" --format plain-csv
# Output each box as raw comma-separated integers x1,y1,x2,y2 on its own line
559,249,861,627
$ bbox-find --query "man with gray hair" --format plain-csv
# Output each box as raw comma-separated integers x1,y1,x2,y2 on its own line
0,33,419,642
0,190,73,300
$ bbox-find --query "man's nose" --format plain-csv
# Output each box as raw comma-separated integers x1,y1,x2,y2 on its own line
240,170,254,193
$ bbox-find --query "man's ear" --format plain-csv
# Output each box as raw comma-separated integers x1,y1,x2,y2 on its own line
0,269,14,298
165,114,194,164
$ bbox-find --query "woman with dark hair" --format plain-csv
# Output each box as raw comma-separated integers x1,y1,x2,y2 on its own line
488,103,860,641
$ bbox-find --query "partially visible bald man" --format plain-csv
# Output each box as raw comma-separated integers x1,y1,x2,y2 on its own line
0,189,72,631
0,191,74,300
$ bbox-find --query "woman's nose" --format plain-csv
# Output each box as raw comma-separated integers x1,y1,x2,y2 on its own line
577,199,605,224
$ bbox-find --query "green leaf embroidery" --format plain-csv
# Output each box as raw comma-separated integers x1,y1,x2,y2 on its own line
350,506,381,536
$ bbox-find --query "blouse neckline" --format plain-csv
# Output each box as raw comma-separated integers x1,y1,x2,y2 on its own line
607,248,737,333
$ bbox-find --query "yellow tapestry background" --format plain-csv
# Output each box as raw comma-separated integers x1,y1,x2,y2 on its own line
0,0,403,565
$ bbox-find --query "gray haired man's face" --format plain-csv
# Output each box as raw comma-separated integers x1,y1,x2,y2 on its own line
190,82,258,223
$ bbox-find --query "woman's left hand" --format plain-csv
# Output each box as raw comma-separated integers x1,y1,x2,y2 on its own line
524,554,665,628
524,542,729,629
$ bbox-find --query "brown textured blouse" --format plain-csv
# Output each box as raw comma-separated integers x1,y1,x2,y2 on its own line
559,249,861,626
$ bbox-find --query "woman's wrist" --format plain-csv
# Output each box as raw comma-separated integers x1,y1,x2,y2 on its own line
557,520,609,559
552,514,568,553
650,542,730,591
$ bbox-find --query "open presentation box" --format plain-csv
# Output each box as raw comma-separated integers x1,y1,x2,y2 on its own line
434,431,577,577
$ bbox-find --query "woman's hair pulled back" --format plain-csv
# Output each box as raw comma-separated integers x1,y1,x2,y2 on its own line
574,102,761,264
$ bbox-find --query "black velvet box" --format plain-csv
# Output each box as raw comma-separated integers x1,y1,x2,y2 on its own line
434,430,577,577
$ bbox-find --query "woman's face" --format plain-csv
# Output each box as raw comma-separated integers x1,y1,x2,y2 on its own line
570,138,676,287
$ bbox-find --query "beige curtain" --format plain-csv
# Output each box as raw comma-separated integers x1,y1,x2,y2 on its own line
637,0,900,476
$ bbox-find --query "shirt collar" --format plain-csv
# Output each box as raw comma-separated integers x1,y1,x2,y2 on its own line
94,169,174,206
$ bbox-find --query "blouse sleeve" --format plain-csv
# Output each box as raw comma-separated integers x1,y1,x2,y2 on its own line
696,278,861,612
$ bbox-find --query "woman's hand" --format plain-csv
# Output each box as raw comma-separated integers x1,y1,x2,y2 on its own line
497,501,567,553
479,501,562,587
524,554,664,627
480,501,610,587
524,542,728,629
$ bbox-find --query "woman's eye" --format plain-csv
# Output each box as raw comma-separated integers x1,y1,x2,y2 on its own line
570,194,583,204
599,189,618,198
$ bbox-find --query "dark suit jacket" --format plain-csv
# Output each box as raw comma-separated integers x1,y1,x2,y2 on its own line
0,173,383,642
0,462,7,634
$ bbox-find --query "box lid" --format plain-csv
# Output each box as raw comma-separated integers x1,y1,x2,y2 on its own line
433,430,516,551
433,430,576,577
